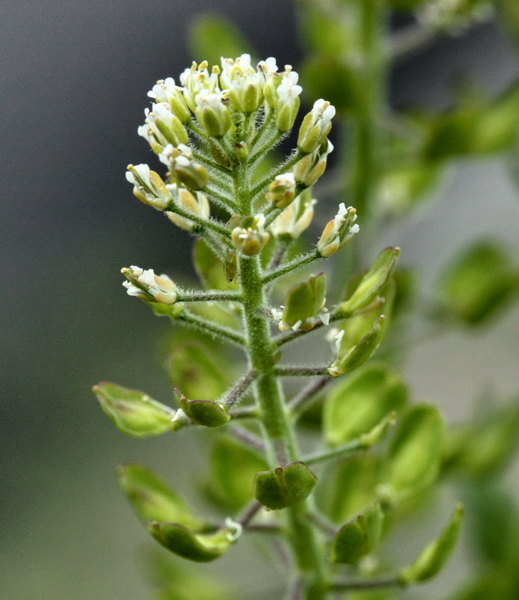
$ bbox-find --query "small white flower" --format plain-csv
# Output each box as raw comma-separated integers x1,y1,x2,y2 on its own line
277,71,302,103
122,266,178,305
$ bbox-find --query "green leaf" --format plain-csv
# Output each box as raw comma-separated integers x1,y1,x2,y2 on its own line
280,272,327,330
189,14,253,66
383,405,445,501
499,0,519,50
205,437,269,512
329,316,385,377
315,455,380,524
118,464,202,529
331,503,385,564
398,503,464,584
324,362,408,446
340,247,401,316
253,462,317,510
94,382,177,438
167,342,230,400
438,241,517,325
149,522,235,563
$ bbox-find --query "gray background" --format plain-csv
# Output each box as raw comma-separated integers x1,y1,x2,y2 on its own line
1,1,519,598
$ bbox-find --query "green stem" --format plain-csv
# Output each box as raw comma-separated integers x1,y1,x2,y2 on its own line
262,250,321,285
275,366,330,377
238,253,327,599
176,291,242,303
250,150,306,200
329,578,403,592
165,200,232,239
303,439,364,466
177,310,246,348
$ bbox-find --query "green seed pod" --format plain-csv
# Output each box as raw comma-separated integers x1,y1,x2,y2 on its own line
398,503,464,584
382,404,445,501
149,521,237,563
279,272,327,332
253,462,317,510
331,503,384,564
340,247,400,316
328,316,385,377
94,382,177,438
118,464,201,528
176,388,230,428
324,362,407,446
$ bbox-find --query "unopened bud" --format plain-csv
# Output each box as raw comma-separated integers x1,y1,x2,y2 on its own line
148,77,191,123
270,189,316,239
266,172,296,208
293,139,334,187
126,164,172,210
231,214,270,256
122,265,178,305
297,99,336,154
317,203,359,258
275,70,302,131
166,184,210,231
195,91,232,137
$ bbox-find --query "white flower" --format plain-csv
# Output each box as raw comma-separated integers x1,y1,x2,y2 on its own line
317,203,359,258
125,164,172,210
277,70,302,103
270,192,316,239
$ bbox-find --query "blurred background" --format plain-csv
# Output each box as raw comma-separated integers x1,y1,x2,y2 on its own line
1,1,519,598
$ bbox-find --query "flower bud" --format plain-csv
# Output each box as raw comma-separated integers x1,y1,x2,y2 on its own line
266,172,296,208
138,103,189,152
317,203,359,258
126,164,172,210
293,139,334,187
160,144,209,190
220,54,265,113
297,99,336,154
195,91,232,137
180,61,220,112
275,70,302,131
270,189,316,239
261,61,281,108
122,265,178,305
231,214,270,256
166,184,210,231
148,77,191,123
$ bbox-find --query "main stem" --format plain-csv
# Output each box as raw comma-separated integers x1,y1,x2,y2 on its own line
238,253,327,599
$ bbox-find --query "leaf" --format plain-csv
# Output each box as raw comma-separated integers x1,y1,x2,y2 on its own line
254,462,317,510
324,362,408,446
94,382,176,438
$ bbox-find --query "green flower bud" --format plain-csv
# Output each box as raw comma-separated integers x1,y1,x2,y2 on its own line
340,247,400,314
253,462,317,510
94,382,178,438
231,214,270,256
277,273,327,332
159,144,209,190
294,139,334,187
331,503,384,564
297,99,336,154
195,91,232,137
275,69,302,131
148,77,191,123
165,184,210,232
270,189,316,239
266,172,296,208
126,164,172,210
328,316,385,377
175,388,230,428
220,54,264,113
317,202,359,258
398,504,464,584
138,103,189,152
